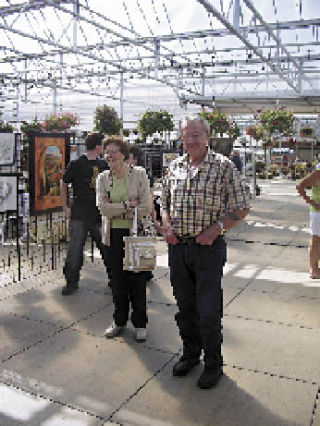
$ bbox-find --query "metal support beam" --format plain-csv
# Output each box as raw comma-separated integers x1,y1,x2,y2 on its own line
120,71,124,136
73,0,79,48
197,0,301,94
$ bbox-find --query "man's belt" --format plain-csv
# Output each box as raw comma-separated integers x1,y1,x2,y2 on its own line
177,235,224,245
178,236,197,245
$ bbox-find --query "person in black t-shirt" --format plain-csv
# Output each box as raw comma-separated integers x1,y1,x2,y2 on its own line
60,133,109,295
230,150,243,173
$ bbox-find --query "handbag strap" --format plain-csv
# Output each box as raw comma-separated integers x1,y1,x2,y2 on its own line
132,206,138,236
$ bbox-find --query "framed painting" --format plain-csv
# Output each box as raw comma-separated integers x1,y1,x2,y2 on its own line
0,174,18,213
0,133,16,166
162,152,180,168
29,133,70,215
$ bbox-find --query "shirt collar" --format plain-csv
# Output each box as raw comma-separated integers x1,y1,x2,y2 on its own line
180,147,212,168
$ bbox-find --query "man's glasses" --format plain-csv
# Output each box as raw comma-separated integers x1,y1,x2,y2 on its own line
181,133,206,141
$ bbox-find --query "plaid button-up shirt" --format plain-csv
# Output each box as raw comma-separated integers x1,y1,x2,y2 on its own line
162,149,249,237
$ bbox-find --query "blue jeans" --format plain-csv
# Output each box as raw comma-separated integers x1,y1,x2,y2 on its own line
168,236,226,368
63,219,108,285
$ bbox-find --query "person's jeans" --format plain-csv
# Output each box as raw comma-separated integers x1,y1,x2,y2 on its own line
168,236,226,368
63,219,108,285
109,228,147,328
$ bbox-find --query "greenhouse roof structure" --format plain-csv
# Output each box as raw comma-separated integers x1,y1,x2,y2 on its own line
1,0,320,129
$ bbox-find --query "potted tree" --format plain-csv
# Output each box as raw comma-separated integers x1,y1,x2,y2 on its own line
94,105,121,135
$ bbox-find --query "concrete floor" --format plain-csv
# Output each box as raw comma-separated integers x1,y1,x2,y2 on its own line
1,179,320,425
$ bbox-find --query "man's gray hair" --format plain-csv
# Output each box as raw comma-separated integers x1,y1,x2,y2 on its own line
181,115,210,135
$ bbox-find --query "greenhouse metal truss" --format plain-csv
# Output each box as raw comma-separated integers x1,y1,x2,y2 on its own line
1,0,320,126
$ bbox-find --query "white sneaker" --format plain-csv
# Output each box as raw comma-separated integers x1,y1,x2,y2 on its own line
136,328,147,342
104,322,124,338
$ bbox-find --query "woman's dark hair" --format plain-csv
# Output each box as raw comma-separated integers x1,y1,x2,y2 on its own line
129,146,144,166
85,132,104,150
103,136,129,160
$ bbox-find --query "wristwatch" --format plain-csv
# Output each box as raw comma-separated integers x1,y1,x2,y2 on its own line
216,220,225,235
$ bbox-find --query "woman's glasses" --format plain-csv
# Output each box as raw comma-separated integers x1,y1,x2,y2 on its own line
105,149,120,155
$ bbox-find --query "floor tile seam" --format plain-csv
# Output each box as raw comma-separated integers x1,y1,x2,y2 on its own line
224,243,291,308
226,363,320,386
1,305,178,356
242,287,320,301
147,299,176,307
0,276,62,302
0,379,107,422
0,304,110,364
224,313,320,332
107,353,177,422
68,325,179,356
227,237,308,249
310,386,320,426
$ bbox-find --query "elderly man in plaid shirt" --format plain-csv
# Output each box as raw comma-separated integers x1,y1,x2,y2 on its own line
162,115,250,389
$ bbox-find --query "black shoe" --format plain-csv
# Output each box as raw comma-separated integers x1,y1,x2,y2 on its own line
145,271,153,282
197,367,223,389
61,283,79,295
172,356,200,377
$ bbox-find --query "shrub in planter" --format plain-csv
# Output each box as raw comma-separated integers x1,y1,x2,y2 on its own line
299,127,314,138
258,108,294,136
20,118,42,140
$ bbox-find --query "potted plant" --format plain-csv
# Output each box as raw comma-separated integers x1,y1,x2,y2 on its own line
245,125,264,140
41,112,79,132
0,121,14,132
20,118,42,140
299,127,314,138
200,110,231,137
255,184,261,196
258,108,294,137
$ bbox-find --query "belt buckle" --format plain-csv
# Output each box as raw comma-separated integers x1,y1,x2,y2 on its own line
180,236,195,245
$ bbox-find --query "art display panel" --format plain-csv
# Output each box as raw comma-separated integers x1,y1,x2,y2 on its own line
0,133,16,166
162,152,180,168
0,175,18,213
29,133,69,215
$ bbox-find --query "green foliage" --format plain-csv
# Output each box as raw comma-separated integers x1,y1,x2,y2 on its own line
0,121,14,131
20,118,42,139
229,123,241,141
299,127,314,138
137,109,174,140
123,128,130,137
245,124,265,140
257,109,294,136
94,105,121,135
200,110,230,136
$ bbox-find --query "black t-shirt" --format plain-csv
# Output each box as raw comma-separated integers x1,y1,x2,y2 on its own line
63,154,108,223
231,155,242,172
146,168,154,188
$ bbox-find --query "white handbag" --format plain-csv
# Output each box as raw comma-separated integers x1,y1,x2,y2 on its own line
123,207,157,272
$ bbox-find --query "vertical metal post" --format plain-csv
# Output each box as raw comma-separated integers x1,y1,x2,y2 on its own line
53,83,57,114
233,0,240,28
24,58,28,102
154,39,160,80
120,72,124,136
16,175,21,282
201,69,205,96
73,0,79,48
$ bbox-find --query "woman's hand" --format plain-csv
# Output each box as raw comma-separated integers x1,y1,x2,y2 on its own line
104,196,110,203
